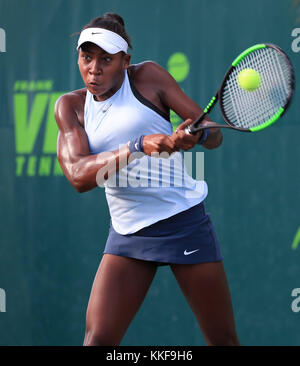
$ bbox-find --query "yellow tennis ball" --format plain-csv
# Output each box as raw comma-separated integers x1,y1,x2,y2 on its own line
237,68,261,91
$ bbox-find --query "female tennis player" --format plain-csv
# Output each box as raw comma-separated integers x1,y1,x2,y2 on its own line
55,13,240,346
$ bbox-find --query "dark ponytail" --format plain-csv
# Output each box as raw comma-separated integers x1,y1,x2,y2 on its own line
82,13,132,49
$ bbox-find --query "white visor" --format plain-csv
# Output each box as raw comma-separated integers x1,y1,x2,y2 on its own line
77,27,128,54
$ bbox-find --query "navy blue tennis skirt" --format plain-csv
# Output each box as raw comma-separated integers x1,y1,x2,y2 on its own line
104,201,222,266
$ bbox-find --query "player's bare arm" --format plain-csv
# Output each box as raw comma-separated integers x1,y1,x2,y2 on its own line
55,91,179,192
55,92,132,193
131,61,223,150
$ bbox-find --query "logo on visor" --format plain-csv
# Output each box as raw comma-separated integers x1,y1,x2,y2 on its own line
91,32,102,35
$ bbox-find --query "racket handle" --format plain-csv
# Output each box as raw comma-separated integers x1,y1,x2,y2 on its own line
184,113,207,135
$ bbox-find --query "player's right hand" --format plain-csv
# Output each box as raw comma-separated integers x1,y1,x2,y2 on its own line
143,134,180,157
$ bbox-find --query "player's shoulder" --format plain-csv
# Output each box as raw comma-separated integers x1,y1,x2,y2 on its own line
54,88,87,130
129,61,170,83
130,60,164,72
55,88,87,114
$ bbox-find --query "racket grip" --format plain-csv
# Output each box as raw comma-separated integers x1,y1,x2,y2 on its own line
185,124,208,136
184,113,207,135
184,125,200,135
184,126,191,134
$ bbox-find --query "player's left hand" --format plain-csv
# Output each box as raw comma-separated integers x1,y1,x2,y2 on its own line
170,119,202,151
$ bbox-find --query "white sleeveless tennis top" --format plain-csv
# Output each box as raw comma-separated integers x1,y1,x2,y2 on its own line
84,69,208,234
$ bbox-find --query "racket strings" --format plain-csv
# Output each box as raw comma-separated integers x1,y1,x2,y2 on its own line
224,49,291,127
225,50,281,127
238,51,282,124
222,47,293,129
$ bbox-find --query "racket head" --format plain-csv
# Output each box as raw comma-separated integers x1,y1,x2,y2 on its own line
218,43,295,132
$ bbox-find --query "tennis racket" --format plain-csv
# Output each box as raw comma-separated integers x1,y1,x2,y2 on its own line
185,43,295,135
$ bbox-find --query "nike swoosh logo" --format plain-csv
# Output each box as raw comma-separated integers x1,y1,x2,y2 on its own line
91,32,102,35
184,249,200,256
